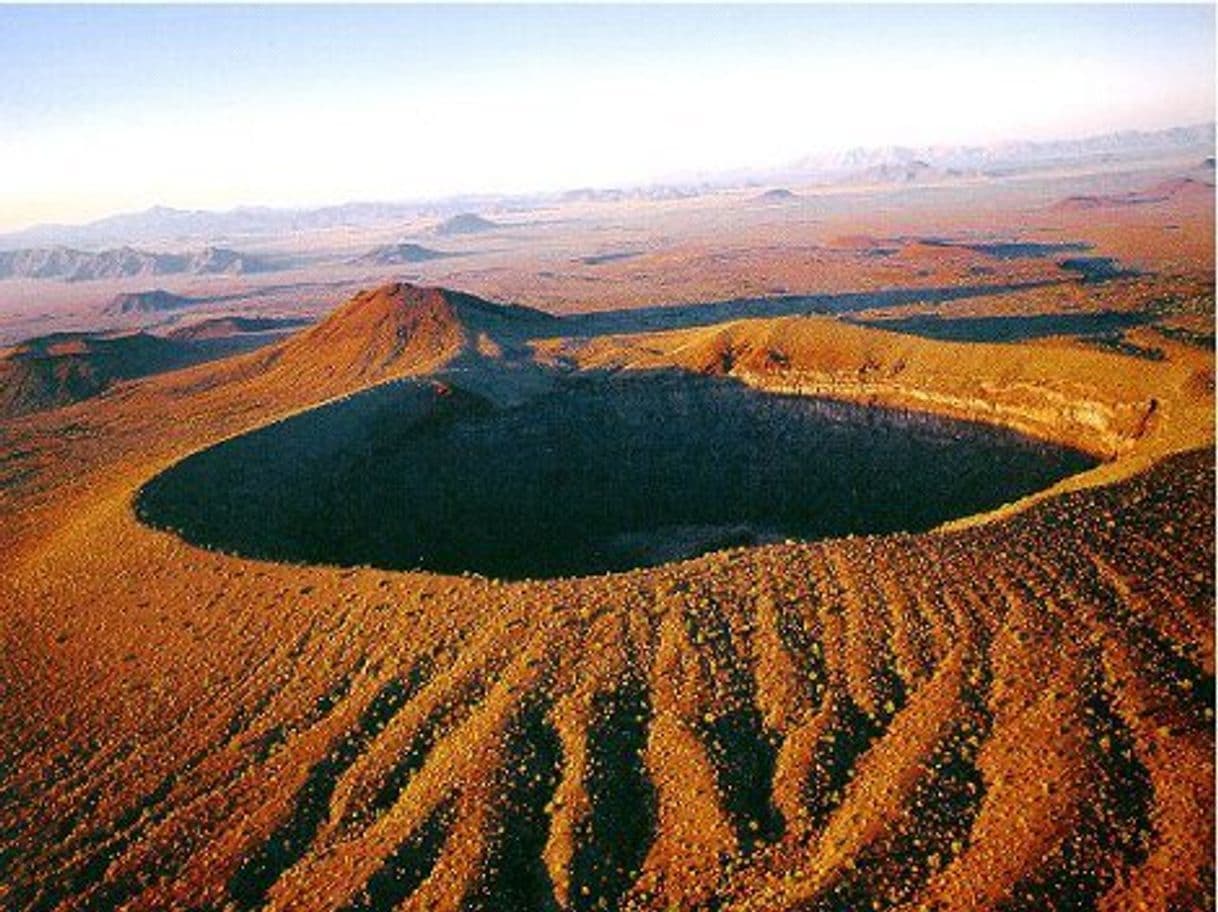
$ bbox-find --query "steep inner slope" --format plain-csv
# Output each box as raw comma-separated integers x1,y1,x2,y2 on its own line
136,372,1095,578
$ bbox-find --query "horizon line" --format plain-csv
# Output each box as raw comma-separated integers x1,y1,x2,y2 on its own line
3,118,1213,239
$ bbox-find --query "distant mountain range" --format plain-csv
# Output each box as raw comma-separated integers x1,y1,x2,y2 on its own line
1,123,1210,251
0,203,427,250
0,200,508,251
0,245,278,282
772,123,1216,184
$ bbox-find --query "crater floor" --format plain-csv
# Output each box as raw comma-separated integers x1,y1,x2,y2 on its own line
136,373,1096,579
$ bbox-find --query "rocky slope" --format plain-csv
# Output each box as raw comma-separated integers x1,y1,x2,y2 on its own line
0,332,202,417
0,317,302,418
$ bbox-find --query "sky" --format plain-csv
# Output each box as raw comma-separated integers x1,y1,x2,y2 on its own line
0,4,1213,231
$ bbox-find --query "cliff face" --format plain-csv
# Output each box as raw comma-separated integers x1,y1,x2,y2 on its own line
653,315,1211,476
739,371,1148,460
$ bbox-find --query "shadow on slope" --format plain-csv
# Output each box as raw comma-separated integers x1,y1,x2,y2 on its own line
849,311,1154,344
548,280,1062,339
136,372,1096,580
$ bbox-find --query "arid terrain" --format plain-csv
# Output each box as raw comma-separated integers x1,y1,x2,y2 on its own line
0,155,1214,912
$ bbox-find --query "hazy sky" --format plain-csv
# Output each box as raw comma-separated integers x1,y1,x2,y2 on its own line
1,4,1213,231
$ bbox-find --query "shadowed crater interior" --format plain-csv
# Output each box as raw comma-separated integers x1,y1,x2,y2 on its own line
136,372,1097,579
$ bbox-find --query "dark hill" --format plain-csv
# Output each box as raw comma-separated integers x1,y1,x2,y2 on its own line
352,243,451,266
433,213,498,236
105,289,199,316
755,188,799,203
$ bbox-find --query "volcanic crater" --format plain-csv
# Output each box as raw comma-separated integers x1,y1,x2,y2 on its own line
2,279,1212,912
135,371,1096,579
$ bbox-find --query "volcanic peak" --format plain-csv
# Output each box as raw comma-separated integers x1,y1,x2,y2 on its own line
274,282,553,388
